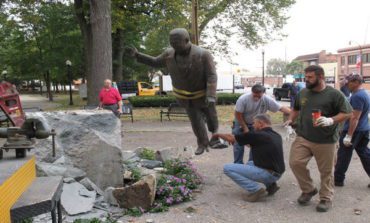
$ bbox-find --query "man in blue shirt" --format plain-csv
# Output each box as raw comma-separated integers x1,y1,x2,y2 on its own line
334,74,370,188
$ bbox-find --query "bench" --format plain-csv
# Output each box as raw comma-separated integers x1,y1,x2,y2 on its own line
10,176,63,223
83,101,134,123
160,103,188,122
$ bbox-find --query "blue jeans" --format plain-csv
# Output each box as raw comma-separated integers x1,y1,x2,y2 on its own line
289,95,296,108
224,161,280,193
232,120,253,164
334,130,370,183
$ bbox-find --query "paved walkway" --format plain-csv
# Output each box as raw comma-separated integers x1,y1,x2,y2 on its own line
20,94,59,110
120,120,370,223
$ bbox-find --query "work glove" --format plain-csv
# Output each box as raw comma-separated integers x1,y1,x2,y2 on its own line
284,119,293,127
316,117,334,127
343,134,352,147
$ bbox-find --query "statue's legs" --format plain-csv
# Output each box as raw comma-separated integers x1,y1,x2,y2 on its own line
200,103,219,134
185,107,210,155
202,104,228,149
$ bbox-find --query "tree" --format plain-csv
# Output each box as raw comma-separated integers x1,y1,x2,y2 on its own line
0,1,82,100
74,0,112,105
286,60,304,75
198,0,296,56
266,58,287,76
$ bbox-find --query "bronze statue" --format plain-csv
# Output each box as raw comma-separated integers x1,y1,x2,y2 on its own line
126,28,227,155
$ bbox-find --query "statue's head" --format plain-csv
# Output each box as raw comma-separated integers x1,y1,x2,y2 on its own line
169,28,191,53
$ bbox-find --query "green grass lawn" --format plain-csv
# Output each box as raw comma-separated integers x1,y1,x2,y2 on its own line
129,106,284,125
49,94,285,125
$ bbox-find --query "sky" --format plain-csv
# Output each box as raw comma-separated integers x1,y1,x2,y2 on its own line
214,0,370,75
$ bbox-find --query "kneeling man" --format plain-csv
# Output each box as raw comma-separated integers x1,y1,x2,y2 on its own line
213,114,285,202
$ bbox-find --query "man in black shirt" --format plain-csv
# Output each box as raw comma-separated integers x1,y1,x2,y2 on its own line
213,114,285,202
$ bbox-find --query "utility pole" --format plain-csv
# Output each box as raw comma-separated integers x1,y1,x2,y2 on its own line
262,50,265,86
191,0,199,45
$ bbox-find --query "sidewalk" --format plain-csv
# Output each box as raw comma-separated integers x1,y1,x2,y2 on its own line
20,94,59,111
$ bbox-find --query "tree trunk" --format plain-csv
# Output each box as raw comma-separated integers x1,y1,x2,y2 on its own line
74,0,93,103
45,71,53,101
112,28,124,83
74,0,112,105
86,0,112,105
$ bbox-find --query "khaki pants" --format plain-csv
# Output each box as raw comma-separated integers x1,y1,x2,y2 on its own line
289,136,337,201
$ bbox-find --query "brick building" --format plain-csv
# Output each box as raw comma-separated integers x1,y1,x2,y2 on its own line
241,76,284,87
337,44,370,81
293,50,337,66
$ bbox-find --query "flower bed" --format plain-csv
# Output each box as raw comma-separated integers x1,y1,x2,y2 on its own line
126,159,203,216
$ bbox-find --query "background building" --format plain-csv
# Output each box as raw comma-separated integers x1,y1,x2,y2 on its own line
293,50,337,66
337,44,370,88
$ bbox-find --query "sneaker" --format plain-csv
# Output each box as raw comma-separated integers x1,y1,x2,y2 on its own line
316,200,332,212
243,188,267,202
266,182,280,196
195,147,208,155
334,181,344,187
209,138,228,149
297,188,318,205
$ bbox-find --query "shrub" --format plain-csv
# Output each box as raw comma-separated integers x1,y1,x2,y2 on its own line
128,95,176,107
128,93,242,107
139,148,156,160
123,207,145,217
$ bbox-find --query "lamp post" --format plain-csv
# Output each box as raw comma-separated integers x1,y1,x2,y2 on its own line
65,60,73,105
1,70,7,81
262,49,265,86
349,41,363,77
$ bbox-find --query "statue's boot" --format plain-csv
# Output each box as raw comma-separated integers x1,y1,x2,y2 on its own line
195,146,209,155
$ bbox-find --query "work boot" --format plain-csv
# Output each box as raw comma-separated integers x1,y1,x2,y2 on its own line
316,200,332,212
209,137,228,149
297,188,318,206
334,181,344,187
266,182,280,196
195,147,209,155
243,188,267,202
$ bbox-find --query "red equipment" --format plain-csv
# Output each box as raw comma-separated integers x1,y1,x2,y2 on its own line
0,81,26,127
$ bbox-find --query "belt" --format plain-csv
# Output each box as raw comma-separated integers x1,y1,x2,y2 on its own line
103,103,116,106
172,86,206,100
266,169,281,178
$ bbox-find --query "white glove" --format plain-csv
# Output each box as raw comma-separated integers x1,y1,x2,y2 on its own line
316,117,334,127
343,134,352,147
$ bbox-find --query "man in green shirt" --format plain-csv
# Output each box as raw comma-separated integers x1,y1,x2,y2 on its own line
286,65,352,212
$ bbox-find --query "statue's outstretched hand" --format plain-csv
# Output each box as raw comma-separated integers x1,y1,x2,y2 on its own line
124,46,138,58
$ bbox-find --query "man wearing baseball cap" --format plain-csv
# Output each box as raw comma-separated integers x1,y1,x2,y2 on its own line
334,73,370,188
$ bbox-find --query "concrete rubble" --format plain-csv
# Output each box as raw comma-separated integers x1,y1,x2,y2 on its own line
113,174,157,210
61,182,96,215
156,146,195,162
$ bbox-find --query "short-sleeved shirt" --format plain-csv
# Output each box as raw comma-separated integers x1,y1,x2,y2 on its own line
343,89,370,131
99,87,122,105
289,84,299,96
294,86,353,144
235,93,281,124
235,127,285,174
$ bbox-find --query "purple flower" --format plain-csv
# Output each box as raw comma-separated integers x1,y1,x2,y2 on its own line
166,197,174,204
